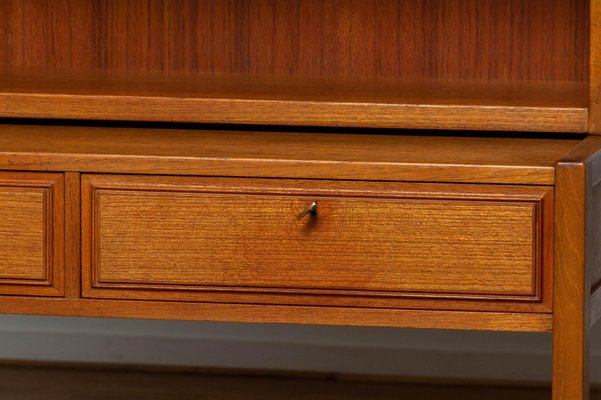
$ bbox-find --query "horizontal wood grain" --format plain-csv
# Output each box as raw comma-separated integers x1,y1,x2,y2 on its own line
0,70,588,132
81,175,553,313
0,190,47,280
0,297,553,332
0,172,64,297
0,124,582,185
92,196,539,295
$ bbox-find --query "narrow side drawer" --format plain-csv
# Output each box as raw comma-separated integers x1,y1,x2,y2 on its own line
0,172,64,296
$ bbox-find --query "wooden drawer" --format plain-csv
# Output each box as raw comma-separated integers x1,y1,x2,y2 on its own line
82,175,553,312
0,172,64,296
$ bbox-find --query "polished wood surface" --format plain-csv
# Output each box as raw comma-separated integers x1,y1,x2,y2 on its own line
553,161,590,400
0,297,553,332
590,0,601,134
0,0,587,81
0,70,588,132
0,0,597,394
82,175,551,311
63,172,81,299
0,172,64,297
0,188,46,279
554,136,601,293
0,124,582,185
551,137,601,400
3,364,598,400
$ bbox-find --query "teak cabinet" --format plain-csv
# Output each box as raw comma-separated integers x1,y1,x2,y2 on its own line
0,1,599,399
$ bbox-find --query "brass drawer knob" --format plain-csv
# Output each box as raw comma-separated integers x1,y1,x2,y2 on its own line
297,201,317,220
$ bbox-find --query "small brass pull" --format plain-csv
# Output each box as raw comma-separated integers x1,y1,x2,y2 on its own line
297,201,317,220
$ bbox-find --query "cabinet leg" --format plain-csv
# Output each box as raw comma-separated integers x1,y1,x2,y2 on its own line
552,308,590,400
553,162,591,400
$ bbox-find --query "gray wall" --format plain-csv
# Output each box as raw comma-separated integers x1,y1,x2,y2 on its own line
0,315,599,384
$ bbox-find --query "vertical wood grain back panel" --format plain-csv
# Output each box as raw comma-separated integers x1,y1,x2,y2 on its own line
0,0,588,81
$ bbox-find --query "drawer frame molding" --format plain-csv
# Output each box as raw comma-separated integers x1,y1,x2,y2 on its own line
81,174,554,314
0,172,64,297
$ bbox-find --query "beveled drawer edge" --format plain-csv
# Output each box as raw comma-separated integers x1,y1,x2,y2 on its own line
0,171,65,297
81,174,553,313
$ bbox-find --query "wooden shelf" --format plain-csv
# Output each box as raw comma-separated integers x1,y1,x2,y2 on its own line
0,124,582,185
0,69,588,133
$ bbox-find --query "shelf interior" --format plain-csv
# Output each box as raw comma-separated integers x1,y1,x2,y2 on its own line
0,0,590,132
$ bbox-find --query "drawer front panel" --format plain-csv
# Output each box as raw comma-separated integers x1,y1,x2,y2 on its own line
0,172,64,296
82,175,552,311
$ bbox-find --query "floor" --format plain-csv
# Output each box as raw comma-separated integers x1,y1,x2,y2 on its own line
0,364,598,400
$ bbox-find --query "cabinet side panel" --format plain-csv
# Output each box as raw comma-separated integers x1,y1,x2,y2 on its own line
591,182,601,291
591,0,601,133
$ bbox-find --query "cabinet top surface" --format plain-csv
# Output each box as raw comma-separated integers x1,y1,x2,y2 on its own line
0,124,582,185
